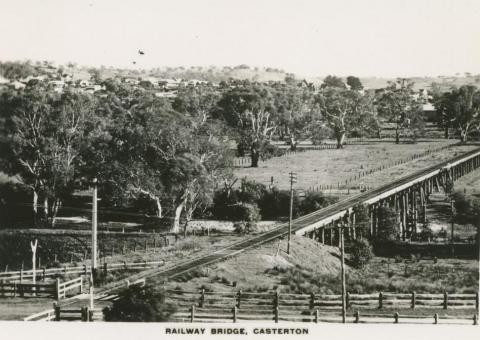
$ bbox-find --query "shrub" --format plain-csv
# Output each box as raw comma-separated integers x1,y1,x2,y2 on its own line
238,179,267,204
233,202,261,222
349,239,374,268
233,221,258,234
376,206,399,241
103,285,176,322
298,191,338,216
258,188,294,219
261,143,285,160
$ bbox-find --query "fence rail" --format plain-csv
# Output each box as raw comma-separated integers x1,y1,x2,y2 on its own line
24,303,103,321
0,260,165,282
166,289,479,324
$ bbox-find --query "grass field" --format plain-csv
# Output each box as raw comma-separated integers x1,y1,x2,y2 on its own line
163,235,478,297
234,141,476,191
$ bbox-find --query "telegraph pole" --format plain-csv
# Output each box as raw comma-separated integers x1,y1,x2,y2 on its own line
287,172,297,255
450,199,455,257
92,178,98,274
30,239,38,295
340,224,346,323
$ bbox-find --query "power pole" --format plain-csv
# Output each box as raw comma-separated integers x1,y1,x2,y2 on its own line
450,199,455,257
92,178,98,274
340,224,346,323
287,172,297,255
30,239,38,295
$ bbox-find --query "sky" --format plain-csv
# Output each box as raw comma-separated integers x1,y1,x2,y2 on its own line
1,0,479,78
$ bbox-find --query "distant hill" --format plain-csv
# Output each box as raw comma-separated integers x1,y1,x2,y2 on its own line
2,60,479,90
307,75,480,90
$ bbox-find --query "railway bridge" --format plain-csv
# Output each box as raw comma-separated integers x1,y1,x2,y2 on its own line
295,147,480,246
35,146,480,306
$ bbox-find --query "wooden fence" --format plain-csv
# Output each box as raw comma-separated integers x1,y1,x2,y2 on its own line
0,260,165,282
166,289,479,324
0,277,82,300
24,303,102,321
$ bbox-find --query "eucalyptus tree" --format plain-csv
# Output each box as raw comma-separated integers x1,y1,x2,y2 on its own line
375,78,425,144
434,85,480,143
0,82,95,226
217,81,278,167
313,87,375,148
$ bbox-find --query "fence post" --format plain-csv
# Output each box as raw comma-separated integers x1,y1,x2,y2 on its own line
83,264,87,277
237,289,242,308
103,262,108,277
20,269,23,283
13,281,16,297
233,306,237,323
55,278,61,301
200,288,205,308
274,306,279,323
411,291,416,309
315,309,319,323
42,268,46,282
309,292,315,309
80,276,83,294
81,307,87,321
89,310,93,322
54,304,61,321
434,313,438,324
474,314,478,326
443,292,448,309
354,310,359,323
346,292,350,309
64,266,67,276
378,292,383,309
475,292,479,310
190,305,195,323
394,312,399,323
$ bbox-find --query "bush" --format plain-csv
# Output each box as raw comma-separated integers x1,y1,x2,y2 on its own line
376,206,399,241
233,221,258,234
349,239,374,268
258,188,296,219
298,191,338,216
261,143,285,160
103,285,176,322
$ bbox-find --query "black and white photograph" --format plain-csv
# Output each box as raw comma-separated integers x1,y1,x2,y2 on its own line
0,1,479,339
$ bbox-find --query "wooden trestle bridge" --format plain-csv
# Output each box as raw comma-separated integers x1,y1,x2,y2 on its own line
295,146,480,244
97,146,480,293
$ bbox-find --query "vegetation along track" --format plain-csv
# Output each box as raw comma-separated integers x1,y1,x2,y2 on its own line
92,147,480,297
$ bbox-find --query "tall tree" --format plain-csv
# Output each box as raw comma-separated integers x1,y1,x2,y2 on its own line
434,85,480,143
271,80,315,150
346,76,363,91
313,88,375,148
217,82,278,167
375,78,425,144
320,75,346,89
0,82,95,226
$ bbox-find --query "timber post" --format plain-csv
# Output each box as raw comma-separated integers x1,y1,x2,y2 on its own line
354,310,360,323
200,288,205,308
233,306,237,323
190,305,195,323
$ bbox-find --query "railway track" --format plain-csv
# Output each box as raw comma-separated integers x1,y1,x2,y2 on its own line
71,147,480,299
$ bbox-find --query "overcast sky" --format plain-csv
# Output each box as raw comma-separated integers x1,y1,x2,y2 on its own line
1,0,479,77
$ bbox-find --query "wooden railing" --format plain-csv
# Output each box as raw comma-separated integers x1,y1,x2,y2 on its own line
0,281,56,297
24,303,103,321
56,277,83,300
0,260,165,282
166,289,479,324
